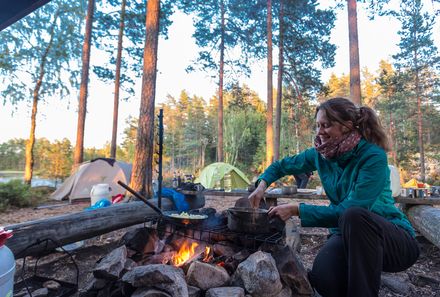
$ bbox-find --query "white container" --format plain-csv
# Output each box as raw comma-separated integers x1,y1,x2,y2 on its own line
90,183,112,205
0,229,15,297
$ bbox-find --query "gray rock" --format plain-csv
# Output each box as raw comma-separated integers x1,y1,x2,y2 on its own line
272,246,313,295
410,273,440,288
120,228,161,254
131,288,172,297
186,261,230,290
188,286,202,297
14,288,29,297
42,280,61,290
233,251,282,297
93,245,127,280
275,286,292,297
381,273,414,296
122,264,188,297
124,258,137,271
96,286,111,297
232,249,251,262
31,288,49,297
205,287,245,297
213,243,236,257
93,278,110,290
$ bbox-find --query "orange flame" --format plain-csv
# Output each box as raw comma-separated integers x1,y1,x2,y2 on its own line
171,241,199,267
202,246,211,262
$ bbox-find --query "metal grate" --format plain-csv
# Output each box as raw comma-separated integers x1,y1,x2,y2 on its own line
143,216,285,250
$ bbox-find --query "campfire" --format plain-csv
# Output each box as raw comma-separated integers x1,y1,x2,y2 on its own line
171,240,206,267
78,207,313,297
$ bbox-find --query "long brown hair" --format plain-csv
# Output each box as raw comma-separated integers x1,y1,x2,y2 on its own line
316,97,390,151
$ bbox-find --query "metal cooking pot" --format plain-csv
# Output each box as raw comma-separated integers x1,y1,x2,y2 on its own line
227,207,285,234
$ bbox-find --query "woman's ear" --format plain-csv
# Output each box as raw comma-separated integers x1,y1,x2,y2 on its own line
342,121,354,133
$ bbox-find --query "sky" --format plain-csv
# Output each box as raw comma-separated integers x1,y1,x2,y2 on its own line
1,1,439,148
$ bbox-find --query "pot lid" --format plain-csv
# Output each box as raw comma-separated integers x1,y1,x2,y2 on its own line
229,207,268,214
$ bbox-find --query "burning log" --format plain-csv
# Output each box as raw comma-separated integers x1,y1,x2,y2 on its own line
6,200,174,258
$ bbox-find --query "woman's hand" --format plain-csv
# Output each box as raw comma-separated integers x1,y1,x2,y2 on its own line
268,203,299,221
248,180,267,208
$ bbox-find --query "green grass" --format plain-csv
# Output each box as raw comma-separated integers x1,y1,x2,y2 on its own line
0,180,48,211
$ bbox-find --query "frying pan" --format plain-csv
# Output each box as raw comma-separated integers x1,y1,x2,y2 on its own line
117,181,208,225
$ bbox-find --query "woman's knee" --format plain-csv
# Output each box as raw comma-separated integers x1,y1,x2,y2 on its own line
338,206,371,228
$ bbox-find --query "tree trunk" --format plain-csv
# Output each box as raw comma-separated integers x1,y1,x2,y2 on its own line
415,57,425,181
407,205,440,248
266,0,274,167
217,0,225,162
24,10,60,184
73,0,95,169
130,0,160,197
110,0,127,159
6,200,174,258
347,0,361,105
24,91,38,185
388,110,397,165
274,0,283,161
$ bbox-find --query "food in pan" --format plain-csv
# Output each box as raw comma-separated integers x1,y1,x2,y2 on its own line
169,212,207,219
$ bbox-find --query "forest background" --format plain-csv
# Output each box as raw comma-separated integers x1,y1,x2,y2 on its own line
1,0,440,188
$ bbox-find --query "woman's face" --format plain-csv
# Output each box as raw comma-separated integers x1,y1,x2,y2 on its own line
315,109,348,144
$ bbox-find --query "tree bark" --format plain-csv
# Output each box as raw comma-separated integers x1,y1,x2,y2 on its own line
24,9,60,184
266,0,274,167
347,0,361,105
130,0,160,197
110,0,127,159
6,200,173,258
217,0,225,162
274,0,283,161
73,0,95,169
414,52,425,181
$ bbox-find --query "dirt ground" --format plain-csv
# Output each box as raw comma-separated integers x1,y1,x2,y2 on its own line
2,196,439,297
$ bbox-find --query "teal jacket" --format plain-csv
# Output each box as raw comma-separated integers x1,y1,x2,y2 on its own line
259,139,415,237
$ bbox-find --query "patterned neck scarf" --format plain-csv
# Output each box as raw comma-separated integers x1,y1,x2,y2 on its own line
314,130,362,159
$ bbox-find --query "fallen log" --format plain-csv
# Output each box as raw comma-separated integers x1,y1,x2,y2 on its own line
406,205,440,248
6,200,173,258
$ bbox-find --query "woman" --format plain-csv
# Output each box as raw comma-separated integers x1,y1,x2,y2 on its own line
249,98,419,297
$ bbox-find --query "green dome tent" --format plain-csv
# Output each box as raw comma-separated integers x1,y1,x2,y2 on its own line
195,162,251,190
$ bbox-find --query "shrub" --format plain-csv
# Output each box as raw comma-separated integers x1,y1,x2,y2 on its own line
0,180,46,211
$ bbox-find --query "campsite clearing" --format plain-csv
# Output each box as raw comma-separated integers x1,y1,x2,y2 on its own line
1,196,439,296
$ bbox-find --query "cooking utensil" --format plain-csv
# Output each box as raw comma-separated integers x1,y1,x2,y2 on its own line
117,181,207,225
227,207,284,234
281,185,297,195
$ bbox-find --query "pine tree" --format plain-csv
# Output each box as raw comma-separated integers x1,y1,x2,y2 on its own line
392,0,440,181
73,0,96,170
0,0,85,184
178,0,256,163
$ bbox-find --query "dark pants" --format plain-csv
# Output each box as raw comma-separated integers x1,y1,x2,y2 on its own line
294,173,310,189
308,207,420,297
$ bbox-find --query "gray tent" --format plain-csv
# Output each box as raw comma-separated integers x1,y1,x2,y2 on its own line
51,158,132,202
